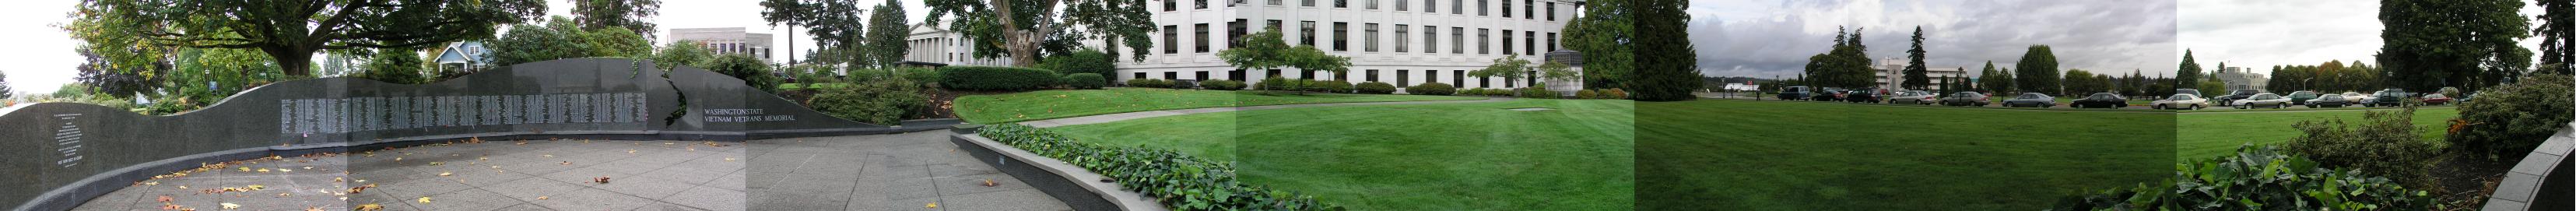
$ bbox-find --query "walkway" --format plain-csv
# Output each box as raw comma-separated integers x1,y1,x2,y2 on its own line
1019,97,1513,128
74,139,750,211
747,130,1068,211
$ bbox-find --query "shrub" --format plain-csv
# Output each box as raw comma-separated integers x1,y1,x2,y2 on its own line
1202,79,1247,90
1037,49,1118,76
1516,87,1556,98
2283,107,2444,189
2051,145,2437,211
1308,80,1353,93
978,124,1342,210
1255,77,1292,90
704,54,781,92
939,66,1059,91
809,79,929,125
356,47,426,84
2448,72,2575,160
1606,88,1630,99
1128,79,1170,88
1354,82,1397,94
1574,90,1600,99
894,67,941,86
1406,83,1455,96
1061,73,1106,90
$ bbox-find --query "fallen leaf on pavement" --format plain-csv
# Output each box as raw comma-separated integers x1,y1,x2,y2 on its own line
354,203,383,211
927,202,938,208
536,195,549,200
156,195,173,202
218,202,239,209
437,171,452,177
593,177,612,184
417,196,432,203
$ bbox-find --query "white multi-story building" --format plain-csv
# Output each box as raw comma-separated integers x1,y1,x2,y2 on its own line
669,27,777,63
2215,66,2267,92
906,0,1585,92
906,23,1018,66
1872,58,1967,91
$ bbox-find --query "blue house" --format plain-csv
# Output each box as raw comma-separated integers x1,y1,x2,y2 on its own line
432,41,490,72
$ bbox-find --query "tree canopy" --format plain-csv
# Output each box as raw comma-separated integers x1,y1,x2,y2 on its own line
926,0,1157,67
574,0,662,38
1565,0,1633,90
2378,0,2530,93
68,0,547,77
2015,45,2059,95
1901,26,1930,90
865,0,912,67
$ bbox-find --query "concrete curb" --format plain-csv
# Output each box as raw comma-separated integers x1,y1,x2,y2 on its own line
950,133,1168,211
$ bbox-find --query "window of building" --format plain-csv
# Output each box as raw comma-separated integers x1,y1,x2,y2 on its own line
1195,71,1209,80
1546,2,1555,20
1304,0,1314,6
1451,0,1462,14
1523,0,1532,19
1233,0,1244,7
1502,0,1511,17
1366,0,1377,9
1394,24,1409,52
1231,69,1245,80
1364,23,1378,52
1300,21,1318,46
1425,70,1437,86
1367,69,1380,82
1546,33,1557,52
1196,0,1207,9
1478,0,1487,16
1396,0,1406,11
1166,72,1178,80
1267,69,1282,78
1268,19,1283,35
1163,25,1178,54
1135,72,1147,80
1166,0,1176,11
1195,23,1210,53
1525,31,1535,55
1334,22,1349,51
1271,0,1281,5
1398,69,1410,86
1478,28,1488,55
1423,26,1437,54
1452,27,1465,54
1452,70,1465,86
1424,0,1433,12
1503,30,1514,55
1481,76,1493,88
1300,69,1314,79
1230,19,1247,48
1335,0,1346,8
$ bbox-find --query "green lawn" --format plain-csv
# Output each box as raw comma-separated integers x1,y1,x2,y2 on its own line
953,88,1483,123
1047,99,1634,210
1635,99,2172,210
2175,107,2459,160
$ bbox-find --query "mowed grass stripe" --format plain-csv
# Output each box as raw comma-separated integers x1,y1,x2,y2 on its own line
1049,99,1634,210
2175,107,2458,160
953,88,1483,123
1637,100,2171,210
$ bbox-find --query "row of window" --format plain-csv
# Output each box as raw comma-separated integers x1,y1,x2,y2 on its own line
1166,0,1563,21
1130,69,1540,89
1162,20,1560,56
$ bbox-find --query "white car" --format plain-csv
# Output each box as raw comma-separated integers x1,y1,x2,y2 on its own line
2340,92,2369,101
2152,94,2210,110
2233,93,2292,109
1889,90,1941,105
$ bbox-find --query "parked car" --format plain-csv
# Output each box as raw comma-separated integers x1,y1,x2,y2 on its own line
1940,92,1991,107
2306,94,2353,108
1813,88,1848,101
2070,93,2129,108
2340,92,2369,102
1890,90,1941,105
2418,93,2453,105
2234,93,2292,109
2462,92,2479,103
2364,90,2409,107
1847,88,1885,104
2002,93,2057,107
1778,86,1813,100
2211,90,2262,106
2152,94,2210,110
2285,91,2319,105
2177,89,2203,100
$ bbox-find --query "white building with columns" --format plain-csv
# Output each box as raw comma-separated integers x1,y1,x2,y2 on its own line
906,0,1585,92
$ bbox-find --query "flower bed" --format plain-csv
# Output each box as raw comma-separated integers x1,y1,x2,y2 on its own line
977,124,1342,210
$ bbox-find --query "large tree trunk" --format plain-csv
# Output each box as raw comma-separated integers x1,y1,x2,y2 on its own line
267,47,317,77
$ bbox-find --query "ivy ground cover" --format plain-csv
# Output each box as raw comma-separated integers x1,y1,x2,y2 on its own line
953,88,1482,123
1634,100,2173,210
1045,99,1635,210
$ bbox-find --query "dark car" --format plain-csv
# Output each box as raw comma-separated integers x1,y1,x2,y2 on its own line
1846,88,1884,104
1813,88,1848,101
2285,91,2319,105
2002,93,2057,107
2306,93,2352,108
2210,90,2261,105
2364,90,2409,107
1940,92,1990,107
2070,93,2128,108
1778,86,1814,100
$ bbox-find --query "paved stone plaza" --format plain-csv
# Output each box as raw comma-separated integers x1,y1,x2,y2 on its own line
73,139,749,211
748,131,1070,211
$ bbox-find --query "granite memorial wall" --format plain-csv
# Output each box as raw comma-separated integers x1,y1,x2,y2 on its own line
0,58,928,210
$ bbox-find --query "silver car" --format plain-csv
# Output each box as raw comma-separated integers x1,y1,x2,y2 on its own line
1889,90,1941,105
2152,94,2210,110
2234,93,2291,109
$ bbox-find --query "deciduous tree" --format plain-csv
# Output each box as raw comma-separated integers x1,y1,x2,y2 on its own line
67,0,546,77
926,0,1157,67
2379,0,2529,93
574,0,661,38
2016,45,2059,95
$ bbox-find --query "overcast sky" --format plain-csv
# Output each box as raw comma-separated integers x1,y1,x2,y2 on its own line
1690,0,2180,79
0,0,932,95
2179,0,2548,76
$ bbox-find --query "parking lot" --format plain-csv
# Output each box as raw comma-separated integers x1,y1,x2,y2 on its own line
1699,91,2458,111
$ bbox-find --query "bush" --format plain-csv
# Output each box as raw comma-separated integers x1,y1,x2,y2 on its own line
1255,77,1292,90
1061,73,1107,90
2283,107,2444,189
809,79,929,125
704,54,781,92
1606,88,1630,99
2051,145,2438,211
894,67,941,86
1354,82,1396,94
2448,72,2575,160
1308,80,1353,93
1128,79,1170,88
1037,49,1118,76
1516,87,1556,98
939,66,1059,91
1574,90,1600,99
978,124,1342,210
1406,83,1455,95
357,47,426,84
1202,79,1247,90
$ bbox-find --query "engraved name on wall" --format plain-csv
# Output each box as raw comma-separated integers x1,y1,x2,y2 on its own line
275,93,650,135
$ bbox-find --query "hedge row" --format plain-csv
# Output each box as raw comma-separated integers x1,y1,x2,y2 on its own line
978,124,1342,210
1353,82,1397,94
2051,145,2437,210
1202,79,1247,90
1406,83,1455,96
1062,73,1107,90
940,66,1059,91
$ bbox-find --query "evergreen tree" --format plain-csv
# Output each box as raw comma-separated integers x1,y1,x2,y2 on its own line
2015,45,2060,95
2177,49,2202,89
1630,0,1700,101
2541,0,2574,75
1901,26,1930,90
865,0,911,67
2380,0,2530,93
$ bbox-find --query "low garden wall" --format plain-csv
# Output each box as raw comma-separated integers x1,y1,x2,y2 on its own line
2484,123,2575,211
0,58,953,210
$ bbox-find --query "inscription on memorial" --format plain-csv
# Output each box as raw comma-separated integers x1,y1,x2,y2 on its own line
703,108,795,122
52,114,84,168
275,93,651,134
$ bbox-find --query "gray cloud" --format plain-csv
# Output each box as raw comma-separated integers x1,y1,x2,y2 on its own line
1690,0,2179,79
